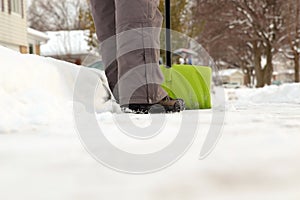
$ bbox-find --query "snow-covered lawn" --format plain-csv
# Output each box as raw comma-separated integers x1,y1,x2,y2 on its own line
1,46,300,200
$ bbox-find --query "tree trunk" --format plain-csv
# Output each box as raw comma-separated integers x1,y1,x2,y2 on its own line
295,52,300,83
243,67,251,87
263,42,273,85
253,41,264,87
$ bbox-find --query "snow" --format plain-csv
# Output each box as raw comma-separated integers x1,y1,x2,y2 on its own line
40,30,92,56
219,68,243,76
0,46,111,133
1,46,300,199
27,28,49,41
261,56,267,67
228,84,300,105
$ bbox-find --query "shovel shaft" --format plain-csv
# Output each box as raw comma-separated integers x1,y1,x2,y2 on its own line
165,0,171,68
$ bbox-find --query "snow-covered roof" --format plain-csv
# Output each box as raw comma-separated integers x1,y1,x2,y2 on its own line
274,69,295,75
27,28,49,42
174,48,198,56
40,30,92,56
219,69,243,76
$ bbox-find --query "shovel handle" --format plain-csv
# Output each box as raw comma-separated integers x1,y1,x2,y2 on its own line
165,0,171,68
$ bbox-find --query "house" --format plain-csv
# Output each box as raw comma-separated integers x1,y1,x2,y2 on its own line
219,68,245,86
0,0,27,52
40,30,100,66
27,28,49,55
273,52,296,83
0,0,48,54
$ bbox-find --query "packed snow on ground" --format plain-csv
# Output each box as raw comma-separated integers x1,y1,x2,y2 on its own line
1,46,300,200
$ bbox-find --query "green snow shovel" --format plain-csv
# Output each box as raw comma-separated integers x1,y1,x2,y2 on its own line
161,0,212,109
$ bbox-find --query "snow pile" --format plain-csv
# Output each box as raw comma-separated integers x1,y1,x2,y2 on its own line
1,44,299,133
0,46,111,133
230,84,300,104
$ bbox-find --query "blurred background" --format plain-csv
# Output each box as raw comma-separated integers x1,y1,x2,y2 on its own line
1,0,299,88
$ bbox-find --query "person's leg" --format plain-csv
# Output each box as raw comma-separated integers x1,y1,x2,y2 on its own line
115,0,168,106
90,0,119,102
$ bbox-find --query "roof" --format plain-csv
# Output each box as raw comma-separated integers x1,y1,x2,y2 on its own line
219,69,243,76
174,48,198,56
274,69,295,75
40,30,93,56
27,28,49,42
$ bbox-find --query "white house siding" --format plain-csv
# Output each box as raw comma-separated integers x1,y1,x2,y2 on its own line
0,0,27,50
0,40,19,51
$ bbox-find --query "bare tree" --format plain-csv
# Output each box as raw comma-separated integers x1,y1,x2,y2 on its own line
282,0,300,82
192,0,285,87
192,0,256,86
28,0,88,31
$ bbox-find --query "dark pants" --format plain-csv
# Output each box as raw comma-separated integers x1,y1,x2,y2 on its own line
90,0,167,105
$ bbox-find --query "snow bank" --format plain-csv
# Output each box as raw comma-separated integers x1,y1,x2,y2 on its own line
229,84,300,104
0,46,111,133
1,44,298,133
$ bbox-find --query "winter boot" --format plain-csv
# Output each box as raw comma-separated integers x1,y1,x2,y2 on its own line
122,96,185,114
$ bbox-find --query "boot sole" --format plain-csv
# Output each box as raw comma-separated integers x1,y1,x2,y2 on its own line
149,99,185,114
122,99,185,114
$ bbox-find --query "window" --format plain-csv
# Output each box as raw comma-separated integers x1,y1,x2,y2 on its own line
8,0,24,17
11,0,21,14
1,0,4,12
